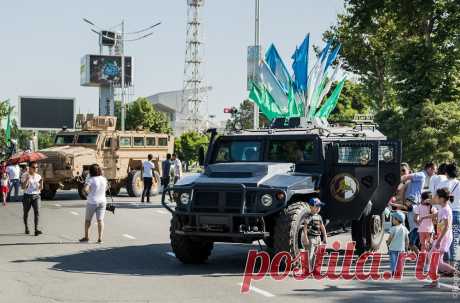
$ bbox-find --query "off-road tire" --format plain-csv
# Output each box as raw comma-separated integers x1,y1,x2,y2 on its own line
352,213,385,254
273,202,310,256
126,170,143,197
150,171,161,196
40,189,57,200
170,216,213,264
77,170,89,200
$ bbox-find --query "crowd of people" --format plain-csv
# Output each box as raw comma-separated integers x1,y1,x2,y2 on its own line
387,162,460,288
141,153,182,203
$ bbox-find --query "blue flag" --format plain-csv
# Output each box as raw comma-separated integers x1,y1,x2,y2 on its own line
265,44,292,94
324,43,341,73
319,40,332,63
291,34,310,93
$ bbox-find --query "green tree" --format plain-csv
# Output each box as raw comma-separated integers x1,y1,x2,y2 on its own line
225,100,269,131
38,131,56,149
326,0,460,167
123,97,172,134
329,80,373,121
174,131,209,163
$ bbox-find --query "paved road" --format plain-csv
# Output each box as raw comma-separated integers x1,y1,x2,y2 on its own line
0,190,458,303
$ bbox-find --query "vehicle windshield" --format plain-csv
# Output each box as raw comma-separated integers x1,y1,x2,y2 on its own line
212,140,262,162
54,134,75,145
211,138,316,163
76,134,98,144
268,139,315,162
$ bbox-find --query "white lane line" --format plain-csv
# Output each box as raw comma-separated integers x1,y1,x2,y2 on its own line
54,203,62,207
69,211,79,216
166,251,176,257
156,210,168,215
122,234,136,240
439,282,460,291
237,283,275,298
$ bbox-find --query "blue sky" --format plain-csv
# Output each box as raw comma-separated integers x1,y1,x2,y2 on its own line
0,0,344,121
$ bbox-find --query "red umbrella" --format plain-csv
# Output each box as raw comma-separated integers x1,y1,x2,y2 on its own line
7,151,48,165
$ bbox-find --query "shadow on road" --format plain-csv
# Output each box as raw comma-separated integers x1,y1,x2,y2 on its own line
10,243,254,277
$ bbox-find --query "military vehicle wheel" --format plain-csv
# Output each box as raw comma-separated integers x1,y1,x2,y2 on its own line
150,171,161,196
77,171,89,200
352,213,385,253
273,202,310,256
126,170,143,197
40,189,57,200
170,216,213,264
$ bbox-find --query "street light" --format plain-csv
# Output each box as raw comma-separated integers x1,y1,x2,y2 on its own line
82,18,161,131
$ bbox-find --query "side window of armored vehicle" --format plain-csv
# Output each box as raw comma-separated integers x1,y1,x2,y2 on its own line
338,145,372,165
213,141,262,162
379,145,394,162
77,134,98,144
104,137,112,149
55,134,74,145
158,138,168,146
119,137,131,147
268,140,315,162
133,137,145,147
146,137,156,146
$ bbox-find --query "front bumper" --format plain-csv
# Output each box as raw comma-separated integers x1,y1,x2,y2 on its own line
161,183,285,239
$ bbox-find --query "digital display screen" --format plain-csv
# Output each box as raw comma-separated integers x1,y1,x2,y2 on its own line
20,97,74,129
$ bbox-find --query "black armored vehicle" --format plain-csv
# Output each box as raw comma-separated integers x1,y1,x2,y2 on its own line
162,117,401,263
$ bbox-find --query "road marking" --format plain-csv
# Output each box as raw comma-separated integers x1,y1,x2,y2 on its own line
70,211,79,216
237,283,275,298
439,282,460,291
156,210,168,215
54,203,61,207
166,251,176,257
122,234,136,240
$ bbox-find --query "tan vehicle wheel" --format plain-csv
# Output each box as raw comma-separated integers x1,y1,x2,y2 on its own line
126,170,143,197
151,171,161,196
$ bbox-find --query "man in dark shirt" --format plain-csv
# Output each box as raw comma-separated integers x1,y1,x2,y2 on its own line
162,153,172,189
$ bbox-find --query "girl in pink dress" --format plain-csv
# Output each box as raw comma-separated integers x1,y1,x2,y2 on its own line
424,188,456,288
415,191,437,252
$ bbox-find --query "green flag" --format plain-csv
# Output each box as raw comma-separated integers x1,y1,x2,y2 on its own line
307,75,327,119
249,81,284,121
5,104,11,145
287,85,300,117
315,79,346,119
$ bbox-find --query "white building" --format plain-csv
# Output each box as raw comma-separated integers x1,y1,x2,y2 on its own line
147,87,222,136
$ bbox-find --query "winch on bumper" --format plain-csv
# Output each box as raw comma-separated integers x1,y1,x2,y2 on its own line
161,183,286,241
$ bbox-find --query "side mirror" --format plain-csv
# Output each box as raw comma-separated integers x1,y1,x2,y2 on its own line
198,146,205,166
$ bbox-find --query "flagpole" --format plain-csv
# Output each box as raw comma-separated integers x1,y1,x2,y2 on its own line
253,0,260,129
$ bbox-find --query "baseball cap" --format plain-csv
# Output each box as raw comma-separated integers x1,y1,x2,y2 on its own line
391,211,405,223
307,197,325,207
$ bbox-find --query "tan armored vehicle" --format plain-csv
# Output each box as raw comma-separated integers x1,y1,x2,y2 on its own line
38,116,174,200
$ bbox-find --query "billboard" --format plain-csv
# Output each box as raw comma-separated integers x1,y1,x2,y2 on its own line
19,97,75,129
80,54,133,87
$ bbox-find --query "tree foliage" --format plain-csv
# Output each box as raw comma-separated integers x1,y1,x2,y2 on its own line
327,0,460,167
116,98,172,134
225,100,269,131
174,131,209,163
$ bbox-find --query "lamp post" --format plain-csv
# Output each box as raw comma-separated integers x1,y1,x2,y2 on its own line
253,0,260,129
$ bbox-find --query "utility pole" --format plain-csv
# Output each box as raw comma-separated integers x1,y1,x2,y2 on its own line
253,0,260,129
120,19,126,131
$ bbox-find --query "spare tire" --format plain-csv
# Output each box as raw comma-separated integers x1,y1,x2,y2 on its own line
126,170,143,197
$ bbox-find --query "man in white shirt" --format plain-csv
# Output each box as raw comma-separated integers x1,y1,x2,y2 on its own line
20,162,43,236
6,164,20,202
171,153,182,184
141,154,155,203
422,162,436,191
429,163,447,194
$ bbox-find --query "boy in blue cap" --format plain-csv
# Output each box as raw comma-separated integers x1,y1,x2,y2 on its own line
386,210,409,275
303,197,327,268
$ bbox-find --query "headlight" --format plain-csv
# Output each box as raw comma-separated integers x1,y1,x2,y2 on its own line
261,194,273,207
180,193,190,205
